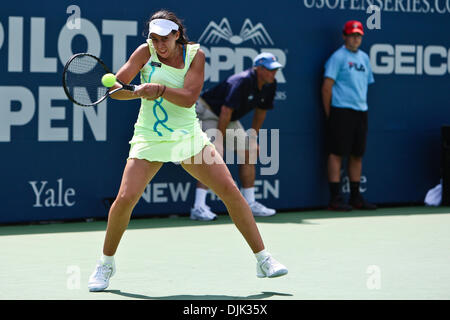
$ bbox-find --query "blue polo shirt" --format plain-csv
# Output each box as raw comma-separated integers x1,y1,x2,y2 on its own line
201,68,276,121
324,46,374,112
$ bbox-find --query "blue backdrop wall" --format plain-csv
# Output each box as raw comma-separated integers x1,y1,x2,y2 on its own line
1,0,449,223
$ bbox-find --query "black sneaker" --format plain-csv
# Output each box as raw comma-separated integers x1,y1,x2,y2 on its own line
349,196,377,210
328,195,353,211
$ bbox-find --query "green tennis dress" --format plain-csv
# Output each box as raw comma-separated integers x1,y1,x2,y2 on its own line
128,40,211,162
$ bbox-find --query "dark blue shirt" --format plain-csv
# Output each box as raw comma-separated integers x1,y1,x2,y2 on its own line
201,68,276,121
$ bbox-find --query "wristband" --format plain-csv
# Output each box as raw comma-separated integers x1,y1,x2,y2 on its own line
155,85,161,98
160,85,166,97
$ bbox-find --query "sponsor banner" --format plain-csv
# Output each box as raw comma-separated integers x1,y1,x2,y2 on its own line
301,0,450,14
370,44,450,75
0,0,449,223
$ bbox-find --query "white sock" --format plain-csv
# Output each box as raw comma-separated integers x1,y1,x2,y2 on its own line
242,187,255,204
194,188,208,208
101,254,114,265
255,249,271,263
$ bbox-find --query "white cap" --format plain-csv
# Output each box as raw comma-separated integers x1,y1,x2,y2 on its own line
149,19,179,36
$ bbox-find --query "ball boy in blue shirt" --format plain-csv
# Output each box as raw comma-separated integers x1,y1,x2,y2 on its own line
322,20,377,211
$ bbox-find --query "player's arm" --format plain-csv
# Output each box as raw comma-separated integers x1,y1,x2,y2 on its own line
155,49,205,108
321,77,335,118
110,43,149,100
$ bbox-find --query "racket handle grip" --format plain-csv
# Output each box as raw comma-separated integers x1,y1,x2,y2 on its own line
122,83,136,91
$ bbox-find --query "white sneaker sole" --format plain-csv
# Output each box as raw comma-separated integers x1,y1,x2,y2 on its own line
88,283,109,292
257,268,288,278
88,263,115,292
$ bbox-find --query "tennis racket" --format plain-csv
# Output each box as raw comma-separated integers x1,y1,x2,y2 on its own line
62,53,136,107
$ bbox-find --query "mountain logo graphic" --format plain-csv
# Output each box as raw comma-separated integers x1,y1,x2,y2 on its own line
198,18,274,46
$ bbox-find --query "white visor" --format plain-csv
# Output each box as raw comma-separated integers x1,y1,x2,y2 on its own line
149,19,179,36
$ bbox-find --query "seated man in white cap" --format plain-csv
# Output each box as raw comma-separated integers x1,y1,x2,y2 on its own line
191,52,283,221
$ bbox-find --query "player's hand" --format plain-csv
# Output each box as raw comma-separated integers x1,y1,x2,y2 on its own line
133,83,163,100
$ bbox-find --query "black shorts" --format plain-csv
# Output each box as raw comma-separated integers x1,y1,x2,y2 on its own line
327,107,368,157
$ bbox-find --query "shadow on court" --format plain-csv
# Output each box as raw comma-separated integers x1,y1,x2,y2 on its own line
103,290,293,300
1,206,449,236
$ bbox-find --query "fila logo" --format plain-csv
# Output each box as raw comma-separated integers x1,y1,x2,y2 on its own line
198,18,274,46
348,61,366,72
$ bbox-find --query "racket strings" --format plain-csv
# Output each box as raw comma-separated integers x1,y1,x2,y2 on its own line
64,55,109,106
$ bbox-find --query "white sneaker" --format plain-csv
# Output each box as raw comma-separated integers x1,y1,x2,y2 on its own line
88,261,115,292
256,256,288,278
249,201,276,217
190,205,217,221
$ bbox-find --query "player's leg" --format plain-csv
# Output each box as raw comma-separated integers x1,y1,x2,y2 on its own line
103,158,163,255
183,145,264,252
88,159,163,291
238,155,256,188
181,145,288,278
233,123,276,217
191,99,221,220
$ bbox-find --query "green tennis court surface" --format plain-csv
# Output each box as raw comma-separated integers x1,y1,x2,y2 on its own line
1,206,449,300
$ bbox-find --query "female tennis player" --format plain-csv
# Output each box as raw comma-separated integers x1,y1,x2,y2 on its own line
88,10,288,292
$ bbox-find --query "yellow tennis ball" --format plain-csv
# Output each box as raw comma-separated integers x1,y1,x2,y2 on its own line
101,73,116,87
